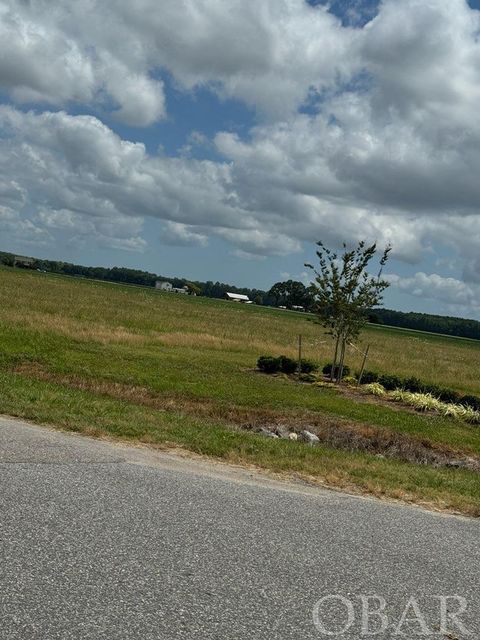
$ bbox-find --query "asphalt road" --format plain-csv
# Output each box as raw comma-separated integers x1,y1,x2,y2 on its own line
1,416,479,639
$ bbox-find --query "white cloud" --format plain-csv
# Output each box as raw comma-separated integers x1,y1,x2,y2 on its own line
0,0,362,123
160,222,208,247
388,272,480,316
0,1,166,126
1,0,480,318
0,205,52,245
0,107,301,256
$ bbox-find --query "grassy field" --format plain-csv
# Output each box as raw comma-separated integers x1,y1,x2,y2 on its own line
1,266,480,515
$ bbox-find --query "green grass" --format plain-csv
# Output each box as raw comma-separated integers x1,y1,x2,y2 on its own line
1,266,480,515
2,371,479,516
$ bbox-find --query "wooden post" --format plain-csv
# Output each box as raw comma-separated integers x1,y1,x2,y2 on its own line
357,344,370,385
297,334,302,379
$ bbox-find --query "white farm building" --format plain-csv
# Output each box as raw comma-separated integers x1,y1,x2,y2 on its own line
155,281,172,291
155,281,189,294
225,292,252,303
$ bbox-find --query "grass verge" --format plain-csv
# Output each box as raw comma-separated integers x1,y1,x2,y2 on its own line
1,371,479,517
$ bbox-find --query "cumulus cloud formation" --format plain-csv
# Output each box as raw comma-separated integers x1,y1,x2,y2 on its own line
160,222,209,248
0,106,300,256
0,0,354,122
388,272,480,315
0,1,167,126
1,0,480,313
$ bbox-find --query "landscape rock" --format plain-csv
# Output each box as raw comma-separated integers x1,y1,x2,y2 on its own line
288,432,298,441
274,425,290,439
445,459,468,469
258,428,279,439
300,430,320,445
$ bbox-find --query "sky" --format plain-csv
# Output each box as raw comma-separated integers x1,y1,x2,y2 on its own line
1,0,480,318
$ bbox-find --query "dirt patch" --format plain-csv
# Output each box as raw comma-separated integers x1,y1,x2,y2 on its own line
12,361,480,473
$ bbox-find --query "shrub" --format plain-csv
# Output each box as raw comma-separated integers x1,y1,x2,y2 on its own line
257,355,318,375
257,355,281,373
419,383,442,397
435,387,460,404
378,373,403,391
342,375,358,385
278,355,298,374
459,395,480,411
322,363,350,379
402,376,423,393
358,370,378,384
300,359,318,374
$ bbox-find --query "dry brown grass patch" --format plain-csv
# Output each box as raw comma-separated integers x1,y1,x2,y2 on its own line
157,332,240,350
3,311,147,345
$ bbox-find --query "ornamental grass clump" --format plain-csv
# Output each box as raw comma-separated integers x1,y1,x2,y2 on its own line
409,393,443,413
462,407,480,425
390,388,410,403
388,389,480,425
363,382,387,396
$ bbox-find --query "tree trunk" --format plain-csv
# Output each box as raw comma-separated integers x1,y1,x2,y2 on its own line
337,335,347,382
331,334,340,381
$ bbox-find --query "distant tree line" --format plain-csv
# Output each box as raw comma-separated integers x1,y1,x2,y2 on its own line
0,250,268,304
2,249,479,340
369,308,480,340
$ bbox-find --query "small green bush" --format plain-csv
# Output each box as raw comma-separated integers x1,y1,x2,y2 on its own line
257,355,318,375
322,363,350,379
402,376,423,393
378,373,403,391
358,370,379,384
257,355,281,373
300,359,318,374
420,383,442,397
434,387,460,404
278,355,298,374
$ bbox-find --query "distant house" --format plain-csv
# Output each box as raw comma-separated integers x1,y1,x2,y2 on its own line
155,281,172,291
225,292,251,303
14,256,35,269
156,281,190,295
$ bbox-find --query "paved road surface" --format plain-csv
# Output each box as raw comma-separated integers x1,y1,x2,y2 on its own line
1,415,479,639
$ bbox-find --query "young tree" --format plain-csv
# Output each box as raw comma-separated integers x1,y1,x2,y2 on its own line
306,241,391,381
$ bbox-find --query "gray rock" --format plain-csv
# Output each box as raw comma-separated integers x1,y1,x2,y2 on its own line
288,432,298,441
258,428,279,439
300,430,320,445
274,425,290,438
445,459,467,469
